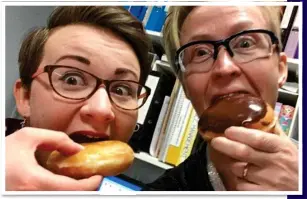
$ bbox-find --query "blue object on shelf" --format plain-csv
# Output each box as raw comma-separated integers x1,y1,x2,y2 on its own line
138,6,148,22
129,6,148,22
145,6,167,32
123,6,130,10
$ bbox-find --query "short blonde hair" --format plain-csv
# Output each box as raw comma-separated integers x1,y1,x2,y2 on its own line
162,6,283,78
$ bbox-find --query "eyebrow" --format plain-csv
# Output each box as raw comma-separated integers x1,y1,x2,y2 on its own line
186,21,254,43
54,55,91,65
54,54,138,80
114,68,139,80
187,33,215,43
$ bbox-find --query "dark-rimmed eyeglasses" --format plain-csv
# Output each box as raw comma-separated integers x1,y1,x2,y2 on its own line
31,65,151,110
175,29,279,73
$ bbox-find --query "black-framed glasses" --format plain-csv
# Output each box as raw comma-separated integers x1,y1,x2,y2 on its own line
175,29,279,73
31,65,151,110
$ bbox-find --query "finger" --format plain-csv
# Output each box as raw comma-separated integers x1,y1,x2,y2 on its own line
235,178,265,191
231,162,270,185
20,127,84,156
37,166,103,191
224,126,283,153
230,162,248,179
210,136,271,166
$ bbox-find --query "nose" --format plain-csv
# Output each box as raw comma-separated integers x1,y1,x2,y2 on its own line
80,87,115,124
211,47,241,80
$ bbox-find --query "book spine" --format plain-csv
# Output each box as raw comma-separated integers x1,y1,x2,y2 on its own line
177,110,199,165
274,102,283,117
158,86,186,162
169,99,191,148
164,103,193,165
155,80,180,158
149,96,170,157
278,105,295,136
294,44,299,59
284,29,299,58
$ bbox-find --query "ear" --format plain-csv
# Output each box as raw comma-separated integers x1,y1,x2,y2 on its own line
277,52,288,88
14,79,31,118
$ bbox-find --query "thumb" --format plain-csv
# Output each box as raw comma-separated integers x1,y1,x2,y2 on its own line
75,175,104,191
39,171,103,191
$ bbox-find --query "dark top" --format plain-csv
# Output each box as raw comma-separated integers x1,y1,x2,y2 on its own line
142,143,214,191
5,118,214,191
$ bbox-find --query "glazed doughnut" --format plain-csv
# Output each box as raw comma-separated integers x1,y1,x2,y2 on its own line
198,93,277,142
39,140,134,179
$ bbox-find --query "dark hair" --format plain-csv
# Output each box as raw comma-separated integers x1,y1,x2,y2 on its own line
18,6,151,88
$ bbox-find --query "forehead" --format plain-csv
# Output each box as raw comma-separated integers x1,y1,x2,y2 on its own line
41,24,140,78
181,6,268,43
45,24,134,57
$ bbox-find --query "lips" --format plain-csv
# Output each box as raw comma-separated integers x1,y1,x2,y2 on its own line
210,91,253,106
69,131,109,144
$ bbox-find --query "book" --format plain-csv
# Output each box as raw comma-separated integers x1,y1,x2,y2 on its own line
284,29,299,58
278,105,295,136
154,79,181,158
164,102,193,165
129,70,175,153
165,109,199,166
274,102,283,117
294,44,298,59
149,96,170,157
177,110,199,165
158,85,187,162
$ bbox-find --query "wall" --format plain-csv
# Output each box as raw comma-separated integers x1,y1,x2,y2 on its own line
5,6,56,118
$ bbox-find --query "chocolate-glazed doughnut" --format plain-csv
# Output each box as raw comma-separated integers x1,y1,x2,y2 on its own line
198,93,276,141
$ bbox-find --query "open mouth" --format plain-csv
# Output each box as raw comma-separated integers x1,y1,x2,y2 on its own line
211,91,252,106
69,133,109,144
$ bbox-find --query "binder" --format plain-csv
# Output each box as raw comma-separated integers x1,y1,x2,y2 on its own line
129,70,176,153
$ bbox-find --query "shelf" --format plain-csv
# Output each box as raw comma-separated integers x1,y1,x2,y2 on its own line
122,152,173,184
146,30,163,46
287,58,299,74
278,88,298,107
146,30,162,38
134,152,173,170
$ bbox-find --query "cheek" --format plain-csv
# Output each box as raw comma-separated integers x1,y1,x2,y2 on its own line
112,111,137,142
243,63,279,106
184,74,209,115
29,87,76,132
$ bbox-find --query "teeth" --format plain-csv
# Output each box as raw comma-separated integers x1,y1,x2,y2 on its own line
86,135,101,139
